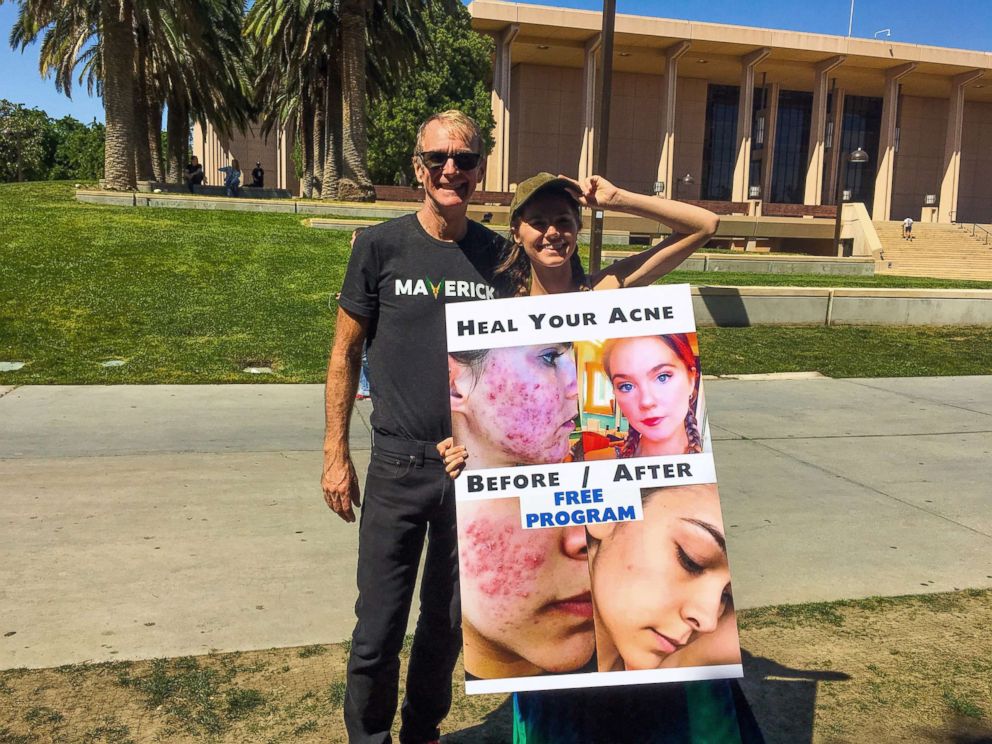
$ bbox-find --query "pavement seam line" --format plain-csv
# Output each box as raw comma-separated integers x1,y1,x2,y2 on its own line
0,385,20,400
729,430,992,441
842,378,992,419
0,447,371,462
746,437,992,540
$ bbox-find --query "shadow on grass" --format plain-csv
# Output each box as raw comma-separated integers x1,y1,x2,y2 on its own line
739,648,850,744
921,718,992,744
443,697,513,743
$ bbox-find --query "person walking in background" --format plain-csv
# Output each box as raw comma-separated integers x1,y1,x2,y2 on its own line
218,158,242,197
251,162,265,188
902,216,914,240
184,156,204,193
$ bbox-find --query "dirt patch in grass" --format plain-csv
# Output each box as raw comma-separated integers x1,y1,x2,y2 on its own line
1,590,990,742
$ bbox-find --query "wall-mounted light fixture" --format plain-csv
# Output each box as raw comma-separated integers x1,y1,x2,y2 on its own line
924,194,937,206
748,185,761,199
653,181,665,196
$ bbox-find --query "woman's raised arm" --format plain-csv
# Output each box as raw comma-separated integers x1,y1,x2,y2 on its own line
558,174,719,289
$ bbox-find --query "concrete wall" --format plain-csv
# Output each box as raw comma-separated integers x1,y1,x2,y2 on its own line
509,64,584,187
692,286,992,327
958,100,992,224
891,95,947,222
606,251,875,275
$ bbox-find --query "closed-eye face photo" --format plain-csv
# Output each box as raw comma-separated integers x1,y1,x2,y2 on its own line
573,333,705,460
448,343,580,469
586,484,740,673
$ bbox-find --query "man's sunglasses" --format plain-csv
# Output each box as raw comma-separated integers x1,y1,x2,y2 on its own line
416,151,482,172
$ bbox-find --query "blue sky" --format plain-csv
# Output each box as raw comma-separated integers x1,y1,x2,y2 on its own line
1,0,989,123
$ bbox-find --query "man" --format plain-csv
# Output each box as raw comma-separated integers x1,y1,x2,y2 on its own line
251,161,265,188
902,216,914,240
184,156,204,193
322,110,501,744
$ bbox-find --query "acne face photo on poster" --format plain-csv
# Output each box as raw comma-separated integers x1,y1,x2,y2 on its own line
449,342,593,679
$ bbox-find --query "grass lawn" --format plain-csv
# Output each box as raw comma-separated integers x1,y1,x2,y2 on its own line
2,181,991,384
1,589,989,743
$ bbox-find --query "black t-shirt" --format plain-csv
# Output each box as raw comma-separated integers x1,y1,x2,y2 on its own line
338,213,502,442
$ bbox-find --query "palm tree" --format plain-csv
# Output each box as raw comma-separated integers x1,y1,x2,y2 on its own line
247,0,448,201
8,0,250,190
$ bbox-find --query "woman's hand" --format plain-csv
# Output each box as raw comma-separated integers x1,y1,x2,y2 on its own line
437,437,469,479
557,174,625,210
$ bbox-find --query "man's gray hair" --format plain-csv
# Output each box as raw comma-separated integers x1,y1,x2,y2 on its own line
414,110,484,155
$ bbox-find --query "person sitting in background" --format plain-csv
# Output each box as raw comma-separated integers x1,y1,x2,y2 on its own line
184,156,204,193
251,162,264,188
218,158,241,197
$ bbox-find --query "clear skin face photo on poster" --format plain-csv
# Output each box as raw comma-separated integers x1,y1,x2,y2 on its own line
587,484,739,673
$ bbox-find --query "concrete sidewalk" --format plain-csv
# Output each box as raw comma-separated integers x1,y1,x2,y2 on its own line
1,378,990,669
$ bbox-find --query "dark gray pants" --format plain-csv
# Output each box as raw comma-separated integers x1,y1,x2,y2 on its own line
344,434,461,744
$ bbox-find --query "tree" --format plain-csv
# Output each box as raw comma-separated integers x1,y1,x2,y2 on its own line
7,0,250,190
367,0,495,186
248,0,453,200
0,100,105,182
49,116,105,179
0,100,50,181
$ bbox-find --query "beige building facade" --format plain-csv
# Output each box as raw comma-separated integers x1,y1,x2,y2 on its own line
470,1,992,223
192,122,299,195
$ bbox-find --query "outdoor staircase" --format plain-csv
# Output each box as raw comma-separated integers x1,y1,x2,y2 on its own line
872,221,992,281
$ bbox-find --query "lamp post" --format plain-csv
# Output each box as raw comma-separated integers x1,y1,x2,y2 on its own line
833,147,869,255
675,172,694,199
588,0,617,274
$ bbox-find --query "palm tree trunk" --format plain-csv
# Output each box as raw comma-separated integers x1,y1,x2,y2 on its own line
300,92,314,198
338,0,375,202
166,96,188,183
322,60,341,200
132,54,155,182
312,77,326,200
148,97,164,182
100,0,137,190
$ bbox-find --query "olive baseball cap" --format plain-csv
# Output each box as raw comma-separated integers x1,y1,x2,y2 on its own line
509,172,579,220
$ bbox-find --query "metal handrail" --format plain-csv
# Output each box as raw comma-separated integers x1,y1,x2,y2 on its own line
971,223,992,246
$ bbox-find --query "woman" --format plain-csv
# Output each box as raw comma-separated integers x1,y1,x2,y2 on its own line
442,172,763,742
587,484,738,673
586,333,703,459
443,174,717,677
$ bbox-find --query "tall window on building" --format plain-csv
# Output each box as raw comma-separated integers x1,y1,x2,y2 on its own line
839,95,883,213
701,85,739,201
770,90,813,203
